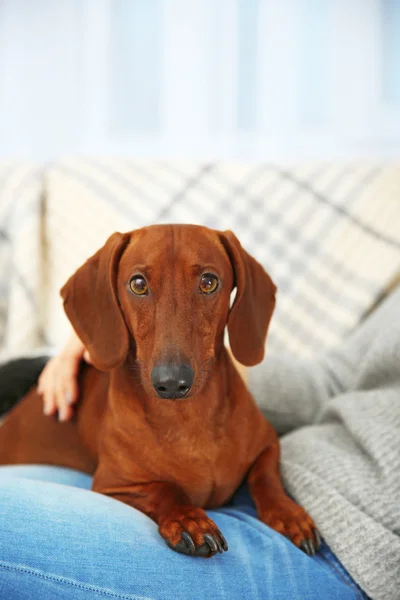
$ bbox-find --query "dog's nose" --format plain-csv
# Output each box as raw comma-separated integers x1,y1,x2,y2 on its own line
151,364,194,399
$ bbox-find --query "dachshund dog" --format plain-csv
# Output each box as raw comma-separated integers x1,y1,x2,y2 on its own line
0,225,320,557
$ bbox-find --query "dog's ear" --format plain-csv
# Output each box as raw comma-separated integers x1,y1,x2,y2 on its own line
60,232,131,371
219,230,277,367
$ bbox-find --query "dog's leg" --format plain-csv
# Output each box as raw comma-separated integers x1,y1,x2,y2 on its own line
247,440,321,556
94,479,228,558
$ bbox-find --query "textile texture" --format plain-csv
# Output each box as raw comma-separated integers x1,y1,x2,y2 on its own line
249,286,400,600
0,159,399,357
0,465,369,600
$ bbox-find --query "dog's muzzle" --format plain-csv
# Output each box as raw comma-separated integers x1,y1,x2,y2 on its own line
151,363,194,399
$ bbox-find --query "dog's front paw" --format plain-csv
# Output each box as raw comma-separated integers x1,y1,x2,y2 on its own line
260,499,321,556
159,505,228,557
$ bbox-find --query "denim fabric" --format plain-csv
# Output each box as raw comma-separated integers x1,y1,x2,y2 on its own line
0,465,369,600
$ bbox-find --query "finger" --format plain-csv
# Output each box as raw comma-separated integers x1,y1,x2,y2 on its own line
83,350,92,364
58,396,76,421
56,383,70,421
56,389,73,421
58,362,81,414
64,379,79,407
57,379,80,421
58,403,74,422
37,368,51,395
43,390,57,416
38,357,60,396
41,366,58,415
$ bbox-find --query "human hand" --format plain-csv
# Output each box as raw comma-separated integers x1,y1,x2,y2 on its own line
37,331,91,421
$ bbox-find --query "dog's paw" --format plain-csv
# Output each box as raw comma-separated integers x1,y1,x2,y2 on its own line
159,505,228,558
260,499,321,556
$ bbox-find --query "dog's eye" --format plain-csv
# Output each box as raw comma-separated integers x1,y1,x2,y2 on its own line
199,273,219,294
129,275,148,296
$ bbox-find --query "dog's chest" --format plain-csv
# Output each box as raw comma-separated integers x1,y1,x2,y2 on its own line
155,423,260,508
111,389,270,509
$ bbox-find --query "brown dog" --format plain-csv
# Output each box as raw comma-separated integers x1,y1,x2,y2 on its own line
0,224,320,557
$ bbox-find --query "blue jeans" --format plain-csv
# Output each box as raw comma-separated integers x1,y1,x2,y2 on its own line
0,466,368,600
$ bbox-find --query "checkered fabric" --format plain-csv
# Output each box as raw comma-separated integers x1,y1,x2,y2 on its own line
0,158,399,359
38,157,400,358
0,162,47,358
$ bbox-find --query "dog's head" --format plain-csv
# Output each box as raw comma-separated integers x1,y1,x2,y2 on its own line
61,225,276,399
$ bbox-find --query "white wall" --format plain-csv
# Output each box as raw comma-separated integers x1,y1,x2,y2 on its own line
0,0,399,161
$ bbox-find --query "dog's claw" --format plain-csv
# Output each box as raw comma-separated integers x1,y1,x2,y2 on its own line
202,532,227,556
166,537,208,556
300,540,309,555
217,529,229,551
204,533,221,555
314,529,322,549
165,530,228,557
300,539,315,556
214,537,223,554
161,507,228,557
181,531,195,555
208,534,224,554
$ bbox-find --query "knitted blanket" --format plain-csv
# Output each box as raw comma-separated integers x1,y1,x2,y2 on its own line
249,285,400,600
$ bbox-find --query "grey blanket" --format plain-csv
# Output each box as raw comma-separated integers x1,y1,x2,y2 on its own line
249,287,400,600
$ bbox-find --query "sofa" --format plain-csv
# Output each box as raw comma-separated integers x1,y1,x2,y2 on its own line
0,158,399,361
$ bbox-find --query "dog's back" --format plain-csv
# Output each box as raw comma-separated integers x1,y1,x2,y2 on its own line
0,359,107,474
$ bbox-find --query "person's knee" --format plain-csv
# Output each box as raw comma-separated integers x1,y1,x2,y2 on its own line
0,465,92,488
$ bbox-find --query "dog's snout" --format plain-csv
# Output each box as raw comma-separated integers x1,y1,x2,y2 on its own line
151,363,194,399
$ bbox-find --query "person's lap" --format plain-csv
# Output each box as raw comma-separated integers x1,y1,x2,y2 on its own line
0,466,367,600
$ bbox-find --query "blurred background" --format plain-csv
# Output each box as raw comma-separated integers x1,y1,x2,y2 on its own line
0,0,399,162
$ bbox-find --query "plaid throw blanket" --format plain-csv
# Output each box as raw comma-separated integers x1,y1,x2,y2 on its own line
1,158,399,359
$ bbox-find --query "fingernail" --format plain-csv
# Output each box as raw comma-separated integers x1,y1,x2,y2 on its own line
58,408,67,422
65,391,73,405
43,405,52,416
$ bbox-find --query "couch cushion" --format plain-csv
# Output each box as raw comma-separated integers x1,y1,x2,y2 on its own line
41,158,400,357
0,161,47,359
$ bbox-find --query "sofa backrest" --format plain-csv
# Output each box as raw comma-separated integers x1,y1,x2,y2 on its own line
1,158,400,360
0,161,47,357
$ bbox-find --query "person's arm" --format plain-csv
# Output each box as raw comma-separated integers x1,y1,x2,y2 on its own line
248,285,400,435
37,330,91,421
247,356,338,436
